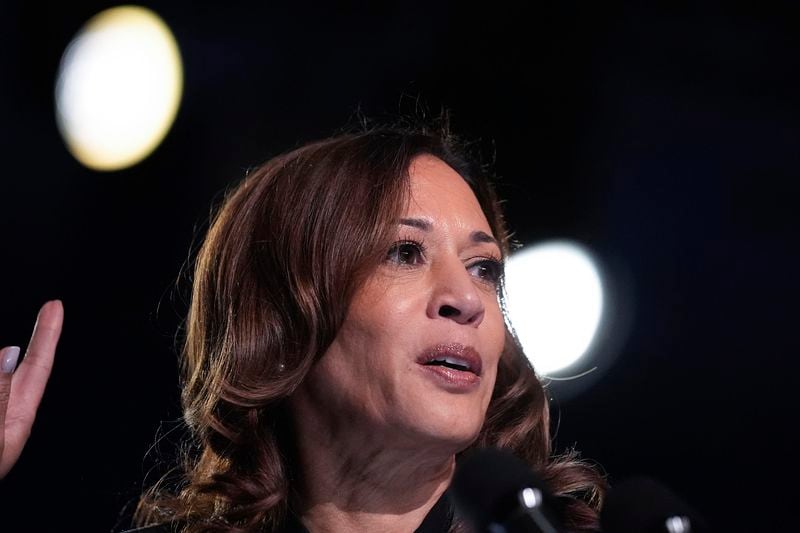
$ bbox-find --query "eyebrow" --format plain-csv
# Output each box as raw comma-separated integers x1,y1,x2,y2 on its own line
399,217,499,247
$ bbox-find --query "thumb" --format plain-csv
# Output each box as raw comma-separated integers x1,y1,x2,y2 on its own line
0,346,22,461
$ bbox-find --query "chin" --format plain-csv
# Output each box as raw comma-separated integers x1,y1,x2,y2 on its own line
403,405,485,451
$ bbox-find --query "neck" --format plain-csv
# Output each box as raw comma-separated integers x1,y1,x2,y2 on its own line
291,397,457,533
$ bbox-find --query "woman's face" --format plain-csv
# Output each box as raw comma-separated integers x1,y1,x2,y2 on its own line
300,154,506,451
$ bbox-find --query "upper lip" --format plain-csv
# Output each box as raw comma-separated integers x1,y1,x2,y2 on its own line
416,343,483,376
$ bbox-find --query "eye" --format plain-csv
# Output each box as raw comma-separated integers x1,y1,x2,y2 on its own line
467,258,503,285
386,240,425,266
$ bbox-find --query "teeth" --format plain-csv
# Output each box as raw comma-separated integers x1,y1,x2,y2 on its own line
427,357,470,371
444,356,468,368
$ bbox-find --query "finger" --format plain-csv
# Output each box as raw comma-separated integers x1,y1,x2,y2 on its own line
7,301,64,422
0,346,22,465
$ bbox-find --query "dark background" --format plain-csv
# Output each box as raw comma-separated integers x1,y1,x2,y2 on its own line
1,1,798,531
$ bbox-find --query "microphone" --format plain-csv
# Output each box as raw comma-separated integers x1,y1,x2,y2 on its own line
451,448,564,533
601,477,708,533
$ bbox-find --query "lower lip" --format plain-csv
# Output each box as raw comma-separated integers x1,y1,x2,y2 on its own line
418,364,481,391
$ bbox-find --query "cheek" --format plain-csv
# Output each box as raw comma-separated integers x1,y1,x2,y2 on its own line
345,280,422,350
341,301,405,359
485,301,506,355
480,303,506,389
316,290,414,393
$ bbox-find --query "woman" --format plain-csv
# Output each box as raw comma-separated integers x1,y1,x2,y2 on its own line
1,121,604,532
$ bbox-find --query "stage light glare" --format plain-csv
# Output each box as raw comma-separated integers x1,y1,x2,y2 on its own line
55,6,183,171
505,240,604,376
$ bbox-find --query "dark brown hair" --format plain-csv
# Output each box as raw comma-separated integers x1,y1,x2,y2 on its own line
134,119,605,532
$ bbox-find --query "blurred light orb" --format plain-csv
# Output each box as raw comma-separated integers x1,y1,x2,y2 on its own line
55,6,183,171
505,240,604,375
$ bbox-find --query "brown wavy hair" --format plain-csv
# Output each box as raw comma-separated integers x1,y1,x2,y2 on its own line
134,118,606,532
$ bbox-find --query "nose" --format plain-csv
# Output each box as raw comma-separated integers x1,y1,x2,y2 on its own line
426,258,485,327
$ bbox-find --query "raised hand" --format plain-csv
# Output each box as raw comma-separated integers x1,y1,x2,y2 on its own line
0,300,63,479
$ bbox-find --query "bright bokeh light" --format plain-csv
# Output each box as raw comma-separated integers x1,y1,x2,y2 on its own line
504,240,604,375
55,5,183,171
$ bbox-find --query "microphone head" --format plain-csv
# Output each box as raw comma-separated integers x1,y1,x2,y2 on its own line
601,477,707,533
451,447,561,531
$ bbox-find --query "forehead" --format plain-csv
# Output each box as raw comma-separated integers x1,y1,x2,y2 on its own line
406,154,492,233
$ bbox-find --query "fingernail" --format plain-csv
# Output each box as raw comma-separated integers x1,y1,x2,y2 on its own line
1,346,21,374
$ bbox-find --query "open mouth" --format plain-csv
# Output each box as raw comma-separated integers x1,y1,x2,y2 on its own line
417,343,482,376
423,358,474,373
